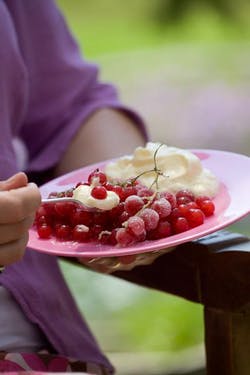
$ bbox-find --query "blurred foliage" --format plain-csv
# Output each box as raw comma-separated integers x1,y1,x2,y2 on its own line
60,262,204,353
56,0,157,56
112,291,204,352
56,0,250,57
154,0,249,24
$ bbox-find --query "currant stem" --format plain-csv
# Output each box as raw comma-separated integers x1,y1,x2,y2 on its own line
130,143,166,191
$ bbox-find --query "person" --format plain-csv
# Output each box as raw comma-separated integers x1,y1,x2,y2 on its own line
0,0,171,373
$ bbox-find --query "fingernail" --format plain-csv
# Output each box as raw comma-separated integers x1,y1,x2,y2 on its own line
28,182,38,188
6,172,26,182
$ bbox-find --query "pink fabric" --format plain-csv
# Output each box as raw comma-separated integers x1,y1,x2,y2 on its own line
0,353,70,372
0,373,92,375
0,352,106,374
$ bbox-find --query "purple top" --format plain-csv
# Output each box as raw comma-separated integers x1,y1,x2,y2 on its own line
0,0,147,180
0,0,147,373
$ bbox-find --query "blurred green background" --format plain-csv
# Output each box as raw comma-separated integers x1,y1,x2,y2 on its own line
56,1,250,374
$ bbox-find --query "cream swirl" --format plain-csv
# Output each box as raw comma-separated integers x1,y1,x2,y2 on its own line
105,142,219,197
73,184,120,210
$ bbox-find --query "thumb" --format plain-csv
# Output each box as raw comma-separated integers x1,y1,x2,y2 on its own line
0,172,28,191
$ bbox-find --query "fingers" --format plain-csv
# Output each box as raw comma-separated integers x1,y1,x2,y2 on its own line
0,173,41,267
78,248,174,274
0,182,41,224
0,232,28,266
0,172,28,191
0,215,35,244
78,257,114,274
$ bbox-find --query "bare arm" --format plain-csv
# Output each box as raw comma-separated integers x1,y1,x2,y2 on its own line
54,108,146,176
54,108,151,272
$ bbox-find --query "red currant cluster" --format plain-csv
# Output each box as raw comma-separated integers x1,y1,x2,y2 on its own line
35,169,215,247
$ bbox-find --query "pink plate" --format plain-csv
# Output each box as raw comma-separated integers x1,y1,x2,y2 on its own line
28,149,250,257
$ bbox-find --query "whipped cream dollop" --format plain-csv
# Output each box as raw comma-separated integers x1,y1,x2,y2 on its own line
105,142,219,197
73,184,120,210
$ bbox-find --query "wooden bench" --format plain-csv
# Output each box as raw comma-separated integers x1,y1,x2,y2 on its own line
162,230,250,375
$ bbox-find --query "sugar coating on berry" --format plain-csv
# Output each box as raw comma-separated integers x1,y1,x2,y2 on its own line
88,169,107,185
138,208,159,231
116,227,136,246
124,195,144,215
126,216,146,237
151,198,171,219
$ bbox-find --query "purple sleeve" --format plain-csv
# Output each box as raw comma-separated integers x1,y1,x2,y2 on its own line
10,0,147,174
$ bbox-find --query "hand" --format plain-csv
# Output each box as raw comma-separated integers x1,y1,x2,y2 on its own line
0,172,41,266
78,248,173,274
